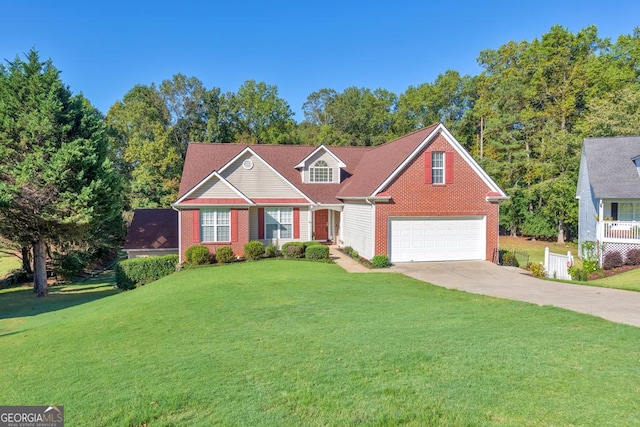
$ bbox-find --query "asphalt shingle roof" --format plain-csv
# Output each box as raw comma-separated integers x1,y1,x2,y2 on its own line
583,136,640,198
177,124,440,204
123,209,178,250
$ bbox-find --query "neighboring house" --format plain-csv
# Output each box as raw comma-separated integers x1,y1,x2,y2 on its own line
577,136,640,262
123,209,179,259
173,123,507,263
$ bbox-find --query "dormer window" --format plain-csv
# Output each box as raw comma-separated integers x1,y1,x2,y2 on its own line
310,160,333,183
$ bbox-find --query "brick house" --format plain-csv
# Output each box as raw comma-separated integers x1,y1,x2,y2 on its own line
173,123,507,263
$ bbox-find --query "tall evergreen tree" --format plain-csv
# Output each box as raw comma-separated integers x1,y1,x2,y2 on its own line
0,49,123,296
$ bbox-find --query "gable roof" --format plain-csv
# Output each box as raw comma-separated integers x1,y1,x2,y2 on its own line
582,136,640,199
336,125,438,198
123,209,178,250
177,123,506,205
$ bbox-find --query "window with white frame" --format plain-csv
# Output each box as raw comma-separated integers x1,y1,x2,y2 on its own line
201,209,230,242
432,152,444,184
265,208,292,239
310,160,333,183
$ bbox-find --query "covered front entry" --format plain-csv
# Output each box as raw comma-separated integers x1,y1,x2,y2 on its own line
314,209,329,240
389,216,485,262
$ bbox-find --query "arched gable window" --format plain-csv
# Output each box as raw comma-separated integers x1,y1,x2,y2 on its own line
310,160,333,183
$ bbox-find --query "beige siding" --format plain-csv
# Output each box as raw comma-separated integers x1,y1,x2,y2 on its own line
303,150,340,183
222,152,302,198
187,176,241,199
342,201,373,258
249,206,310,247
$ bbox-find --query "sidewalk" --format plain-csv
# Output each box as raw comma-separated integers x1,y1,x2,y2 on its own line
328,246,385,273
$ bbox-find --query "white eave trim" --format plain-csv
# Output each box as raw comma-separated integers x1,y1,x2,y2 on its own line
295,145,347,168
372,123,507,198
174,170,253,205
339,196,391,202
486,195,510,202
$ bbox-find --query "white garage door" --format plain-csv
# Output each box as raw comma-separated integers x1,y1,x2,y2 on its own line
390,217,486,262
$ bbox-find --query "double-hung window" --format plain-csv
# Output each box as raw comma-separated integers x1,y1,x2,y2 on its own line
310,160,333,183
265,208,292,239
201,209,230,242
431,152,444,184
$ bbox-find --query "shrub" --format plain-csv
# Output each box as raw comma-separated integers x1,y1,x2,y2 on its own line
568,266,589,281
185,245,211,265
282,242,305,259
343,246,354,256
215,246,235,264
371,254,391,268
350,250,359,259
244,241,265,261
115,255,179,290
626,248,640,265
501,251,519,267
265,243,278,258
302,241,318,249
305,245,330,260
53,250,89,280
527,262,545,278
603,251,624,270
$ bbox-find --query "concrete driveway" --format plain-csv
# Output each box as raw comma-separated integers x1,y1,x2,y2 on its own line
390,261,640,328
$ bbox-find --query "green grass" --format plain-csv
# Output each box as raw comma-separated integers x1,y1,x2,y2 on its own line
584,267,640,291
499,236,577,265
2,260,640,426
0,252,21,278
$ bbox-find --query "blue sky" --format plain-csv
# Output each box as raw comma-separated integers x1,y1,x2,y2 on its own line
2,0,639,121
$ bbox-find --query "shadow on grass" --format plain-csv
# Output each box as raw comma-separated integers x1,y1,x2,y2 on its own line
0,271,120,320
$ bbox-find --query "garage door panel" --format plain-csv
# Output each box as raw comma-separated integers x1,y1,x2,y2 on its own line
390,217,485,262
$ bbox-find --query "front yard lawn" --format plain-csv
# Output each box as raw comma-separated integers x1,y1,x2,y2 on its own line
1,260,639,426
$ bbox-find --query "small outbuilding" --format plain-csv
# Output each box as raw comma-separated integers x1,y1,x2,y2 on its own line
123,209,179,259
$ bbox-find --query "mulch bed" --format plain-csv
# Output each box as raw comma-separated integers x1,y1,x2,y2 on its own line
589,264,640,280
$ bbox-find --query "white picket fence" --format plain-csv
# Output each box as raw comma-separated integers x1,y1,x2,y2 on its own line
544,247,573,280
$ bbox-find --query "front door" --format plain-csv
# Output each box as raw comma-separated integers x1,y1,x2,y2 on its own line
314,209,329,241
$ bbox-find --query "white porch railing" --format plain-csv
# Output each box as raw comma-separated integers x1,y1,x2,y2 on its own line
600,221,640,241
544,247,573,280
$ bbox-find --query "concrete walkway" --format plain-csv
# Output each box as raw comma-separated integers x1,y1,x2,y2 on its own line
329,247,640,327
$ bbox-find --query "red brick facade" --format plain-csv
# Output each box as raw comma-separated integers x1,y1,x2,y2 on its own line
374,134,500,261
180,208,250,261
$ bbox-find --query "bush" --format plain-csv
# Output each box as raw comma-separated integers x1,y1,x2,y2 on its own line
115,255,179,290
53,250,89,280
302,241,318,249
603,251,624,270
215,246,235,264
626,248,640,265
526,262,545,278
568,266,589,281
185,245,211,265
371,254,391,268
501,251,519,267
350,250,359,259
244,241,265,261
343,246,354,256
282,242,305,259
305,245,330,260
265,243,278,258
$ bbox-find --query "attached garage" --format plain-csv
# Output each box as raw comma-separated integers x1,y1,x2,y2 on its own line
389,216,486,262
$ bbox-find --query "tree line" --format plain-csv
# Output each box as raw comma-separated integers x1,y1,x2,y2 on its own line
1,25,639,294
